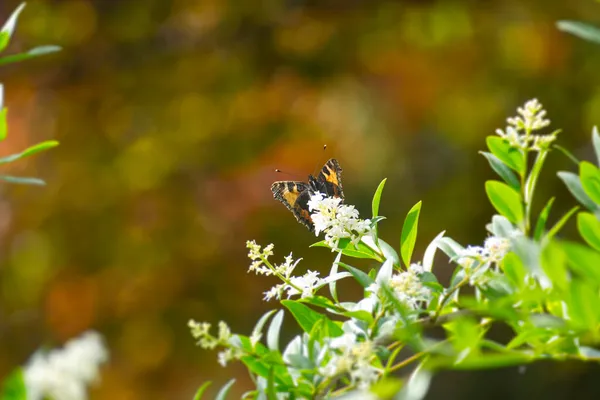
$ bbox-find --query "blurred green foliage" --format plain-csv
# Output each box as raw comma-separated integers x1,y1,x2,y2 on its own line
1,0,600,399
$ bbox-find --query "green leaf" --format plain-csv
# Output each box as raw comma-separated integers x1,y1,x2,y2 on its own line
0,140,60,165
563,241,600,284
311,238,382,261
524,150,548,206
398,362,432,400
447,353,533,370
580,161,600,205
0,108,6,142
401,201,422,266
0,45,62,67
337,262,374,288
329,252,342,303
540,242,568,292
554,144,580,165
557,171,599,211
0,175,46,185
251,310,276,349
577,212,600,251
502,252,527,289
341,310,374,324
533,197,555,241
193,382,212,400
215,379,235,400
0,3,26,52
546,206,579,241
370,377,404,399
593,126,600,167
267,368,277,400
568,279,600,330
486,136,524,174
1,368,26,400
485,181,524,224
372,178,387,218
267,310,284,351
422,231,445,272
435,237,464,260
481,151,520,190
557,20,600,44
281,300,343,337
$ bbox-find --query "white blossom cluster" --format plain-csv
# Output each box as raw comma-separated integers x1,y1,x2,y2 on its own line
246,241,324,301
456,236,511,270
307,193,373,249
188,320,242,367
320,333,382,390
23,331,108,400
495,98,555,151
368,263,432,311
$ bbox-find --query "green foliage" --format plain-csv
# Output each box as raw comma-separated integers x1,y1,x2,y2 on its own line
190,101,600,399
557,20,600,45
0,369,25,400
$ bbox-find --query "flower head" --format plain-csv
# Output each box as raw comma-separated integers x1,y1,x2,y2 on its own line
308,193,372,249
368,263,431,311
24,331,108,400
495,99,555,151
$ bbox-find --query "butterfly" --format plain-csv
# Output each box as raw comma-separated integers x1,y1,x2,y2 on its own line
271,159,344,232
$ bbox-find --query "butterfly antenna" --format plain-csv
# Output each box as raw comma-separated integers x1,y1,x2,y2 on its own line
311,144,329,176
274,168,299,179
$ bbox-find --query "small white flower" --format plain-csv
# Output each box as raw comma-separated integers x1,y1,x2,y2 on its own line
286,270,322,299
484,236,511,263
246,240,274,272
263,284,284,301
507,98,550,132
496,99,555,151
308,193,372,249
24,331,108,400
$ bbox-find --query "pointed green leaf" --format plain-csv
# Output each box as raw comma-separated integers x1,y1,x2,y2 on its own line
524,150,548,205
558,171,599,211
563,241,600,284
311,238,382,261
481,151,520,190
577,212,600,252
372,178,387,218
485,181,524,224
580,161,600,206
557,20,600,44
554,144,580,165
568,279,600,330
401,201,422,266
0,140,59,165
546,206,579,240
0,45,61,67
267,310,284,351
540,242,568,292
282,300,343,337
0,107,6,142
329,252,342,303
193,382,212,400
0,3,26,52
0,175,46,185
251,310,276,349
533,197,555,241
593,126,600,167
337,262,374,288
486,136,525,174
502,252,527,289
215,379,235,400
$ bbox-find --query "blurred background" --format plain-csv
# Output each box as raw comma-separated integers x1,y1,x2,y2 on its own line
1,0,600,399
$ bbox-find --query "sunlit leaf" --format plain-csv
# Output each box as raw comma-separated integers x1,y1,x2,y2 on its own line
370,377,404,399
485,181,523,224
568,279,600,330
533,197,554,240
0,107,6,142
282,300,343,337
562,241,600,284
193,382,212,400
540,242,568,292
481,151,520,190
546,206,578,241
0,45,61,67
422,231,445,272
215,379,235,400
486,136,524,174
311,238,382,261
337,262,374,288
577,212,600,251
580,161,600,205
401,201,422,266
372,178,387,218
557,171,599,211
502,252,526,289
0,140,59,165
397,362,432,400
0,3,26,52
557,20,600,44
267,310,284,351
0,175,45,185
329,252,342,303
524,150,548,205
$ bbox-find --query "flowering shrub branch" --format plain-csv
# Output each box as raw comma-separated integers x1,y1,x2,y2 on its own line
188,99,600,399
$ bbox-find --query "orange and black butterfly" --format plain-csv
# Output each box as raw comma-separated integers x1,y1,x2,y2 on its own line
271,159,344,232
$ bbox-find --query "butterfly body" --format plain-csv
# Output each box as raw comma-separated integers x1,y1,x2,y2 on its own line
271,159,344,232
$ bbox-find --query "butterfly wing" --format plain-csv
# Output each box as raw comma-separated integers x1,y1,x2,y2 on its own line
271,181,314,231
316,158,344,200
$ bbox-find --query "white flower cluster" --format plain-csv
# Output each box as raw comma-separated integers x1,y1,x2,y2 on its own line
368,263,431,311
321,333,381,390
246,241,325,301
495,98,555,151
188,320,241,367
24,331,108,400
456,236,511,270
308,193,372,249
